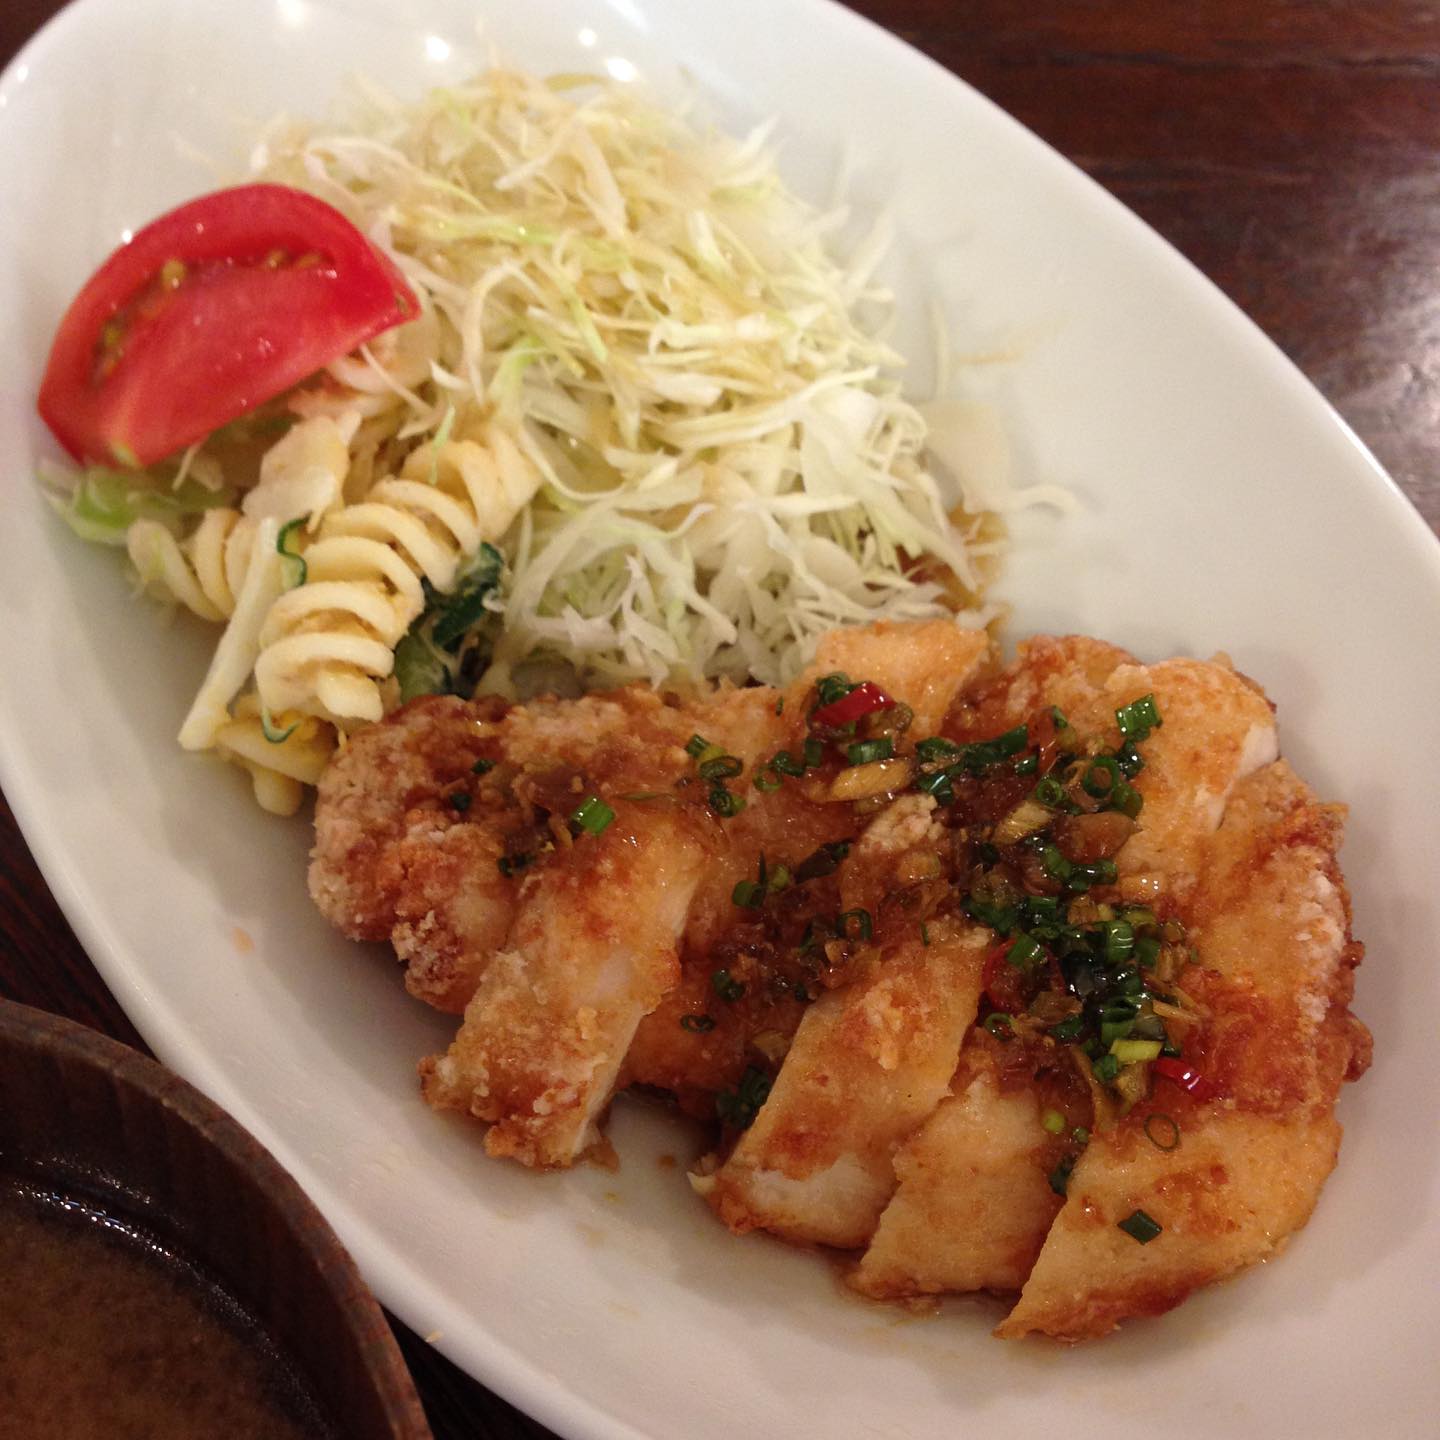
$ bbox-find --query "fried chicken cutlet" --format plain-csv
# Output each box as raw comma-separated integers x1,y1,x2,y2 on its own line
309,620,1369,1338
312,619,991,1165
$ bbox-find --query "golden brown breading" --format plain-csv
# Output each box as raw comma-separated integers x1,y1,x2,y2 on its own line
852,1050,1063,1298
309,621,1369,1341
996,760,1369,1340
700,919,988,1248
312,620,991,1162
309,695,514,1011
420,806,712,1167
849,643,1286,1309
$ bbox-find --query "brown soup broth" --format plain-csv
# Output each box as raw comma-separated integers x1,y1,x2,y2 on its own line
0,1177,337,1440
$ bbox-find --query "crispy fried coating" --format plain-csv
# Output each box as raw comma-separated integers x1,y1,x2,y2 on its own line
702,917,988,1247
312,620,990,1165
852,1051,1062,1297
996,759,1368,1340
309,695,513,1011
420,807,711,1167
310,622,1368,1340
851,642,1285,1308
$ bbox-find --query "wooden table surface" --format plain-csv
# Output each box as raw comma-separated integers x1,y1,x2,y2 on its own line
1,3,1436,1437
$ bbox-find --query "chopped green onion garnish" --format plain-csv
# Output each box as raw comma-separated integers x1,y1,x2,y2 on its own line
709,787,745,818
984,1012,1014,1037
1115,741,1145,778
1040,845,1074,883
802,737,825,769
449,791,472,813
1050,1015,1085,1043
1069,858,1118,890
571,795,615,835
712,969,746,1003
1033,776,1066,808
1099,998,1139,1046
685,734,711,758
814,672,853,707
497,853,533,877
699,754,742,781
1072,1126,1090,1146
774,696,784,715
471,758,495,775
1115,694,1162,741
1041,1108,1066,1135
680,1013,716,1033
771,750,806,777
1006,935,1045,969
768,864,791,892
753,770,782,792
716,1066,772,1129
838,908,873,941
732,879,764,909
1082,756,1119,798
913,769,955,804
1101,920,1134,964
965,893,1019,935
1092,1053,1121,1083
992,724,1031,759
1143,1113,1181,1151
846,737,893,765
1107,777,1140,818
1024,895,1062,923
920,921,931,947
1013,752,1039,776
1117,1209,1162,1244
1049,706,1068,728
953,724,1030,775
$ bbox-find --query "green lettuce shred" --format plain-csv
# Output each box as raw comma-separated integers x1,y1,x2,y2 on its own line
48,465,234,547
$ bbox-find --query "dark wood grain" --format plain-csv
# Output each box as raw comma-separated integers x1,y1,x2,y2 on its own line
2,4,1436,1438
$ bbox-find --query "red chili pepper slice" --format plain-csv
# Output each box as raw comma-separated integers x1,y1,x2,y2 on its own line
1153,1056,1209,1096
812,680,894,728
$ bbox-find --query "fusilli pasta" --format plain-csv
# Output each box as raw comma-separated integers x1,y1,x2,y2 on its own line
252,425,541,727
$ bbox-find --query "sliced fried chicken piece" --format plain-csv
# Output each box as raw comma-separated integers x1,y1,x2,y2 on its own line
700,918,989,1247
420,805,711,1167
849,646,1280,1303
1097,657,1278,897
996,760,1369,1340
851,1051,1062,1297
309,695,515,1011
315,619,993,1166
998,1108,1342,1340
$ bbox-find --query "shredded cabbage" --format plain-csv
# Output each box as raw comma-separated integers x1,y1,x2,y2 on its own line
244,66,1012,690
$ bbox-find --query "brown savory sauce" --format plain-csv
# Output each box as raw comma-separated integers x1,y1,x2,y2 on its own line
0,1181,336,1440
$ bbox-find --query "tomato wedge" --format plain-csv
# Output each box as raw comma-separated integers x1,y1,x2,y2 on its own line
37,183,419,467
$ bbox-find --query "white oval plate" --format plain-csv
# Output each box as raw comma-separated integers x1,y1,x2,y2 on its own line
2,3,1438,1438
